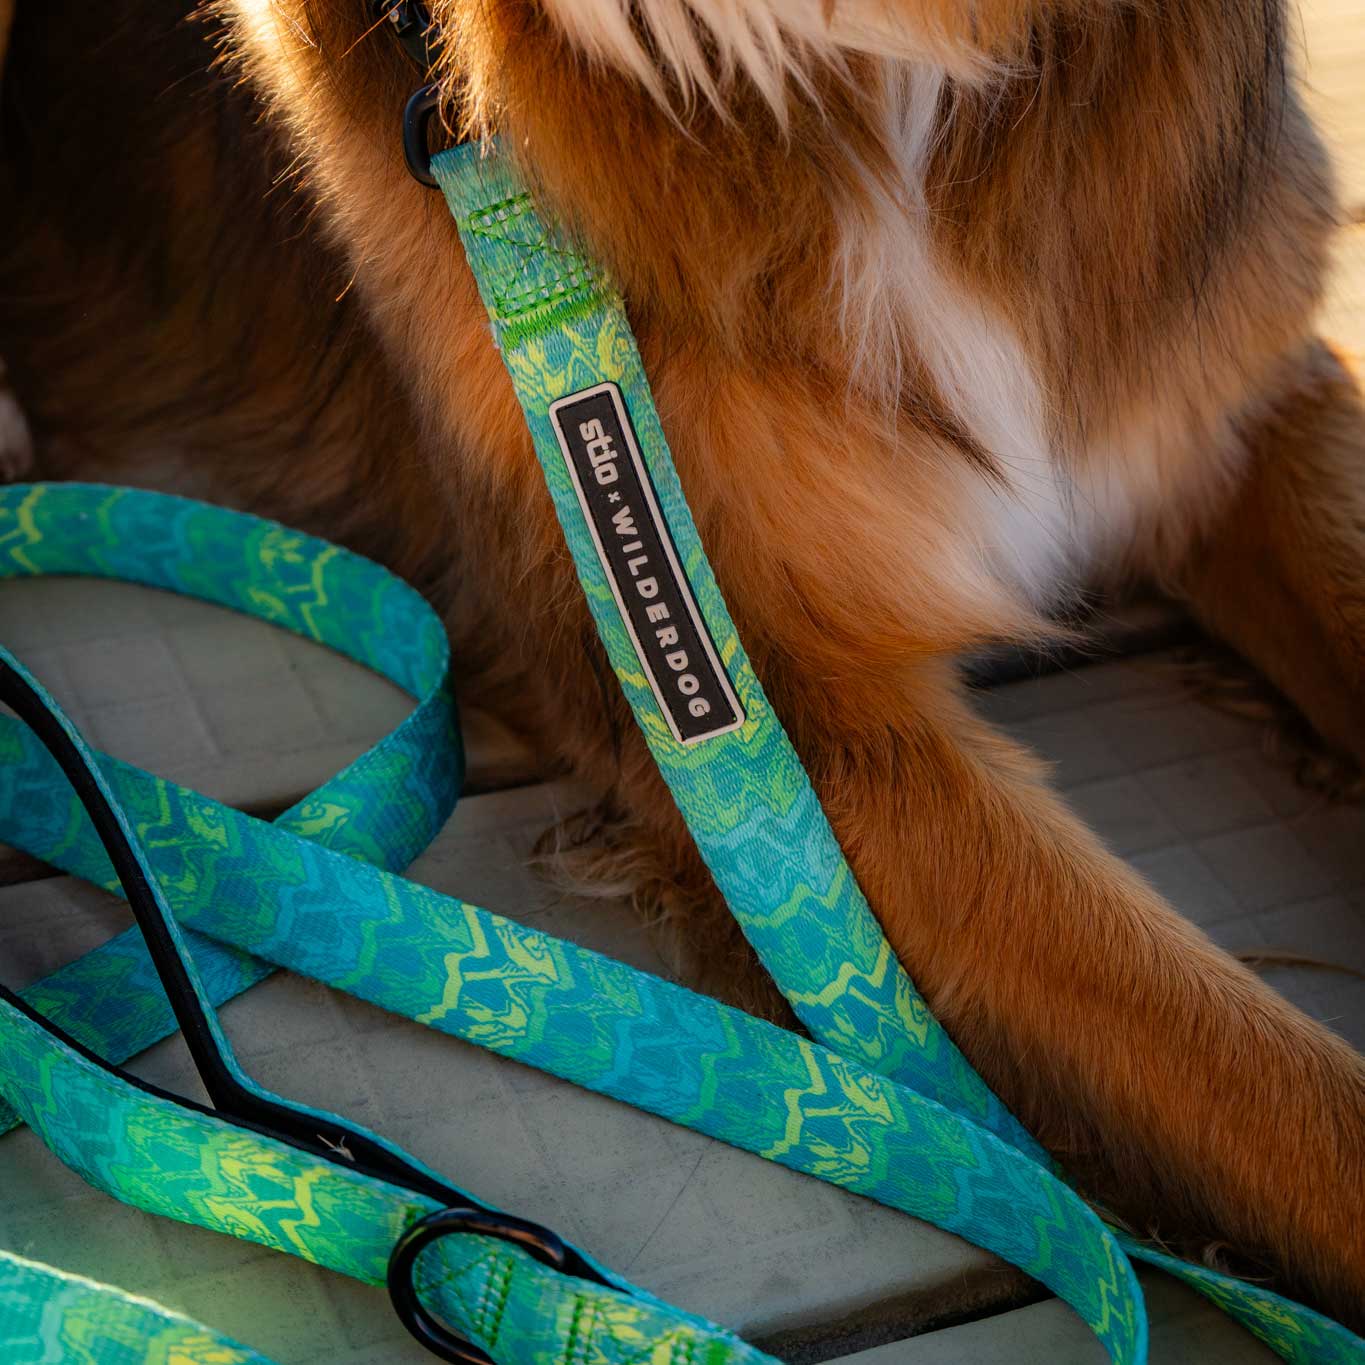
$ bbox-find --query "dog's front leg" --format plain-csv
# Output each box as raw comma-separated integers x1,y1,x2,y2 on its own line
628,658,1365,1326
1175,339,1365,768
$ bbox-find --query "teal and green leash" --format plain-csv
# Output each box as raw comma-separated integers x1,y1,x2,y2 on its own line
0,138,1359,1365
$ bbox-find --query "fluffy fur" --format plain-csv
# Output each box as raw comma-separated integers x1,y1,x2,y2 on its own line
3,0,1364,1331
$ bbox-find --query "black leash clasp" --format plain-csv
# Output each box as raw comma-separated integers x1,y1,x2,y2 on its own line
388,1206,616,1363
371,0,439,70
369,0,448,186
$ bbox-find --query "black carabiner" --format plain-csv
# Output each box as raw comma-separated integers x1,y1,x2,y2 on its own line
370,0,440,70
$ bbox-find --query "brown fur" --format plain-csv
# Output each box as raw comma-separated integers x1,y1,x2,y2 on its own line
2,0,1364,1331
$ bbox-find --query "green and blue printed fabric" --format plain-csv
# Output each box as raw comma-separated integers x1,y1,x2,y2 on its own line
0,138,1358,1365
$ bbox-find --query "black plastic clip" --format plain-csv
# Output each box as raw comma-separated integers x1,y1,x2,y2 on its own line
387,1206,616,1363
368,0,451,186
371,0,439,71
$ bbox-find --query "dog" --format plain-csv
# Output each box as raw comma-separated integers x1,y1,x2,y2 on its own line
2,0,1363,1333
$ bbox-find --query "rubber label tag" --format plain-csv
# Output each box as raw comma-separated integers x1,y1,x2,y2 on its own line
550,382,744,744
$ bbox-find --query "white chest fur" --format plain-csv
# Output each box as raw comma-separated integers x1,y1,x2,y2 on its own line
833,68,1240,610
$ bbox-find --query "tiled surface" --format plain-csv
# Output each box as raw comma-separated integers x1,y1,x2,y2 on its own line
0,784,1032,1365
975,657,1365,1053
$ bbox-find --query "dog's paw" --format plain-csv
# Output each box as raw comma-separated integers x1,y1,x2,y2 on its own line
0,380,35,483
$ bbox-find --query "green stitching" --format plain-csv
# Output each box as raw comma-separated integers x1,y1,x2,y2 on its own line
486,1249,513,1350
496,290,615,351
463,192,533,223
457,183,609,330
492,267,603,319
565,1292,588,1365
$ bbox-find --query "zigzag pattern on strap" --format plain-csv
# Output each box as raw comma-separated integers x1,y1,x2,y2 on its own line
0,489,773,1365
0,484,1148,1362
0,1251,271,1365
0,669,1148,1361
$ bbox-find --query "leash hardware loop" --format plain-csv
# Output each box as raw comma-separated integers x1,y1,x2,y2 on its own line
403,83,442,188
387,1205,613,1364
368,0,452,185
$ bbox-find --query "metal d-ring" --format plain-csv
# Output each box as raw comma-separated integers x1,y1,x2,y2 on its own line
403,83,442,187
387,1205,612,1363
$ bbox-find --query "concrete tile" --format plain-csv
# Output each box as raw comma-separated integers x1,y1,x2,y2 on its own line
196,678,328,757
1063,775,1180,857
1103,695,1254,770
1254,894,1365,974
1136,757,1275,839
1195,824,1342,912
147,1258,345,1365
86,692,220,773
1004,711,1129,789
61,632,184,709
1127,846,1239,927
1291,802,1365,890
6,1198,172,1289
829,1270,1280,1364
167,616,295,694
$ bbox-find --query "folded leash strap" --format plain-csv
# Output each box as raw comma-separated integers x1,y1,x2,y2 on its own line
0,139,1358,1365
0,497,1126,1364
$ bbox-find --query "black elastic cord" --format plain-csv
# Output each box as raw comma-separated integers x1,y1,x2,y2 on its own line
0,659,232,1096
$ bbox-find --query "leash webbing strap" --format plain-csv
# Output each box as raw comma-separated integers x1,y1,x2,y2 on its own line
0,133,1358,1364
0,488,463,1138
427,155,1034,1157
431,154,1039,1153
0,1250,270,1364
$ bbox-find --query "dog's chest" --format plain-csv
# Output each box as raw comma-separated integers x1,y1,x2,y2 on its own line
846,69,1249,611
951,387,1242,608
